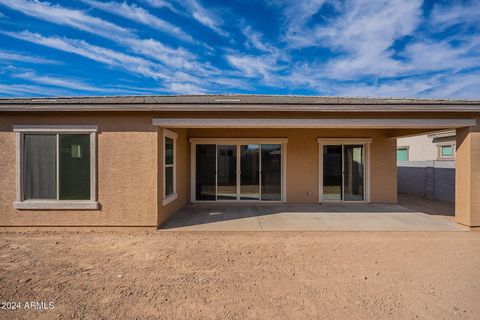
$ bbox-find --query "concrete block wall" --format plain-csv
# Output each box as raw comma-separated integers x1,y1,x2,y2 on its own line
397,161,455,203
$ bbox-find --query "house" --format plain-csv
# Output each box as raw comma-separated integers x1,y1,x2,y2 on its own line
397,131,456,203
397,130,456,162
0,95,479,229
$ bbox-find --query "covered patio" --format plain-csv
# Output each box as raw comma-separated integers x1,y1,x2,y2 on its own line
154,111,480,230
160,200,465,231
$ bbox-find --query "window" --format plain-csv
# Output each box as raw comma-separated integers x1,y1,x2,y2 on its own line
14,125,98,209
163,129,177,205
396,147,409,161
439,145,454,159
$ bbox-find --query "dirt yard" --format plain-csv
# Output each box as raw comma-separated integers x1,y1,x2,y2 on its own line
1,231,479,319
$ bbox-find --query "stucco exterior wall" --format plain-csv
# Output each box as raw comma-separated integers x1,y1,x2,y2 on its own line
455,125,480,227
0,113,158,227
397,135,438,161
157,128,190,226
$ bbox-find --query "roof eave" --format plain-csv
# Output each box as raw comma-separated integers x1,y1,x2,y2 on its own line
1,103,480,112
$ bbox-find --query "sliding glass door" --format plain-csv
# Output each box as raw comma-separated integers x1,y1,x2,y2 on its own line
322,144,365,202
261,144,282,201
240,144,260,200
195,143,282,201
196,145,216,200
343,145,364,201
323,145,342,200
217,145,237,200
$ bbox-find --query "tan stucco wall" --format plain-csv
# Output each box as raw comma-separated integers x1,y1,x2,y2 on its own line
455,125,480,227
187,128,397,203
0,113,159,227
157,128,190,226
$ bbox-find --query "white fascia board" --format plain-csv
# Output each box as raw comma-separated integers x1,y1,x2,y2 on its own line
153,118,476,129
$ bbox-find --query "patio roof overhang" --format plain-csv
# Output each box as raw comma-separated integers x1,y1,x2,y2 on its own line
152,118,476,129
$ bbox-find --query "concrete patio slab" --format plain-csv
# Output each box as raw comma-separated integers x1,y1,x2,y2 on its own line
160,203,466,231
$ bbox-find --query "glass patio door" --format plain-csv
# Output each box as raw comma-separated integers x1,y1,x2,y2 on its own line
323,145,343,200
195,143,282,201
261,144,282,201
240,144,260,200
343,145,364,201
322,144,364,201
217,145,237,200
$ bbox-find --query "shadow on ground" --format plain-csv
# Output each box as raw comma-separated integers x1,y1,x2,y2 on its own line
398,193,455,216
160,199,462,231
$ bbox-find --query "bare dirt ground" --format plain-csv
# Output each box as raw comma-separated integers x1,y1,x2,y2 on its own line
1,231,479,319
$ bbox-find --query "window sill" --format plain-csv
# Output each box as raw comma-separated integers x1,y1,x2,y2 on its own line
162,193,178,206
14,200,99,210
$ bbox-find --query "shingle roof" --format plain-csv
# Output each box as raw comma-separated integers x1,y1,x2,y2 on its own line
0,94,479,112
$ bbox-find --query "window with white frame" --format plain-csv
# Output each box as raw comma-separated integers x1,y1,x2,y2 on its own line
163,129,177,205
14,125,98,210
438,144,455,159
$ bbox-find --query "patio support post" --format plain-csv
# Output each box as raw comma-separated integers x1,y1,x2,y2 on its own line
455,124,480,227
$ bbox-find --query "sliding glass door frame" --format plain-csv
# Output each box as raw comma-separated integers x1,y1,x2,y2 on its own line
317,138,372,203
190,138,287,203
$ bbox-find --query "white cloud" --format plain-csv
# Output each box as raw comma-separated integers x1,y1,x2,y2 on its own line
313,0,422,79
82,0,194,43
0,83,72,97
11,70,159,94
400,37,480,74
271,0,480,89
0,0,130,39
163,82,207,94
242,26,277,53
143,0,180,14
0,30,243,94
173,0,228,37
13,71,106,92
430,1,480,31
0,50,59,64
0,0,199,71
226,54,285,82
273,0,328,44
332,72,480,99
229,26,289,82
1,31,171,80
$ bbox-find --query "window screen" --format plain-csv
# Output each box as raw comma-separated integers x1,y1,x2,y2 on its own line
24,134,57,200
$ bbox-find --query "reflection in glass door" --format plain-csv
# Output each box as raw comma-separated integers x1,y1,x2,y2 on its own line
217,145,237,200
343,145,364,201
196,145,216,200
323,145,342,200
261,144,282,201
322,144,364,201
240,145,260,200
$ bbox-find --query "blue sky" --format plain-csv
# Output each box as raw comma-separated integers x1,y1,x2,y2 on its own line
0,0,479,98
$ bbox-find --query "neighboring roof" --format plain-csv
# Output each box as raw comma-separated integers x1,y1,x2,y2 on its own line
428,130,456,139
0,95,479,112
